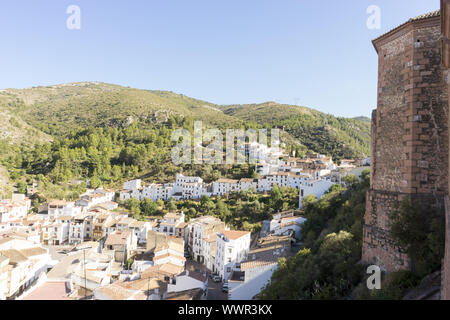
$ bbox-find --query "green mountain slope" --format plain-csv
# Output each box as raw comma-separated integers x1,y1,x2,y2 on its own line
0,92,52,145
0,93,52,197
353,116,371,123
0,83,371,160
222,102,371,160
0,82,243,137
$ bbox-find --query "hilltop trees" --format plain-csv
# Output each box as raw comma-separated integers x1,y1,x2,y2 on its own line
126,198,141,217
140,198,158,216
6,123,177,187
390,198,445,277
223,103,370,161
260,231,362,300
9,120,283,194
166,198,178,212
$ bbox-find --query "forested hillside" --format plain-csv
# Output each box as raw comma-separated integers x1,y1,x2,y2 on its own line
0,82,370,199
0,82,242,136
259,169,445,300
222,102,370,160
259,170,370,300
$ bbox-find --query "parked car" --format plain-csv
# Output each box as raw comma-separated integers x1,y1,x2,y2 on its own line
213,275,221,283
222,283,229,293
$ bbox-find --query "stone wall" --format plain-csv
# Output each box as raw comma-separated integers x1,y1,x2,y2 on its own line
362,190,409,271
362,15,449,272
442,197,450,299
372,29,413,192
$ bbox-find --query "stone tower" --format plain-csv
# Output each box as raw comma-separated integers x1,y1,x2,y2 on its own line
362,11,449,272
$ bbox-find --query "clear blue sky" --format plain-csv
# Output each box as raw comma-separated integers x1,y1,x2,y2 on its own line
0,0,440,118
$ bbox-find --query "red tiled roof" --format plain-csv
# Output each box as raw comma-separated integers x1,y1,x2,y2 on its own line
222,230,250,240
104,230,131,245
22,281,70,300
154,253,186,261
216,178,238,184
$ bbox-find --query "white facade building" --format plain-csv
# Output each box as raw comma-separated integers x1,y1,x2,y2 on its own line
0,200,29,223
123,179,142,191
156,212,185,237
69,214,93,245
47,200,81,219
153,239,186,267
0,237,51,299
298,180,334,209
118,147,340,204
211,179,239,196
42,218,71,245
214,230,251,281
129,221,153,245
187,216,226,265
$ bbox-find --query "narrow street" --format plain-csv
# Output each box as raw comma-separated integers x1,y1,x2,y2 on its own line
207,276,228,300
185,260,227,300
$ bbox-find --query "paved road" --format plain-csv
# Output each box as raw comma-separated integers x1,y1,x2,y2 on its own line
184,260,227,300
207,277,228,300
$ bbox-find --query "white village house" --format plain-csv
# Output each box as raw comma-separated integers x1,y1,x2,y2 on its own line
214,230,251,281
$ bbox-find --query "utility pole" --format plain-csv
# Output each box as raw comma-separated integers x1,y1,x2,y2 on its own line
83,248,87,299
147,274,150,300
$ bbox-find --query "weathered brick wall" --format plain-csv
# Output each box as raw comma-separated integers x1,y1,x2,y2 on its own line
363,190,410,272
410,26,449,195
363,16,449,272
441,197,450,300
372,30,414,192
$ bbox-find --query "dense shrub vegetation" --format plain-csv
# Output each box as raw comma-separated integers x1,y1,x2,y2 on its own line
223,102,370,160
1,118,264,199
0,83,371,197
123,185,299,232
259,170,370,299
390,198,446,277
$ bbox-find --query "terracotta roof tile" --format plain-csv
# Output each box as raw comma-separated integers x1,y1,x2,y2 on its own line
373,10,440,44
104,230,131,245
22,281,70,300
94,283,147,300
216,178,238,184
0,249,28,265
221,230,250,240
19,247,48,258
153,253,186,262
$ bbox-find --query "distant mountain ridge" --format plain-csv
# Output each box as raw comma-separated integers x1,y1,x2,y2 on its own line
0,82,370,160
221,102,371,159
353,116,371,123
